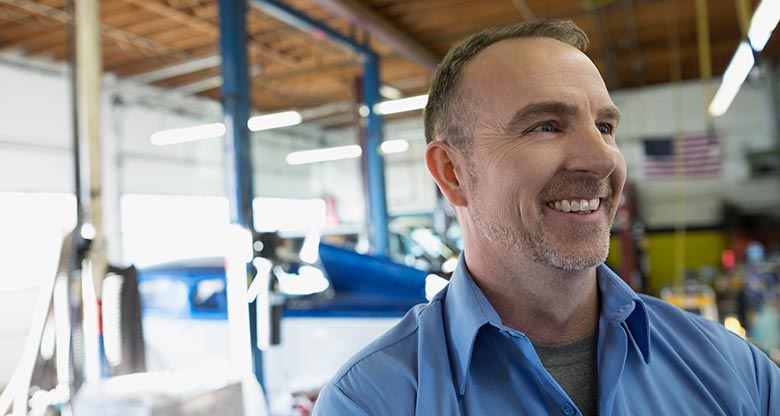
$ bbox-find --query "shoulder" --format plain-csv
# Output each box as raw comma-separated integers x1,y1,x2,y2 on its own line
640,294,751,355
329,301,440,383
315,300,446,415
639,294,780,404
640,294,741,344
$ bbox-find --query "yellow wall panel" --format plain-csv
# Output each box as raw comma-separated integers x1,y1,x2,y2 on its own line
645,230,727,294
606,231,728,295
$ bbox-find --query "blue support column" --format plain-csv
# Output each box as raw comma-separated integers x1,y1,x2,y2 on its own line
218,0,264,386
363,53,390,256
251,0,390,256
251,0,373,56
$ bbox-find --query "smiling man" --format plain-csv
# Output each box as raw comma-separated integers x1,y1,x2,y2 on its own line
314,19,779,415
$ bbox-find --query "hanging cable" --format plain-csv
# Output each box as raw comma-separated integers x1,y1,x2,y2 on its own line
666,0,686,286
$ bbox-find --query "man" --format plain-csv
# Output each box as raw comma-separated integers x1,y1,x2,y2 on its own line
314,19,780,415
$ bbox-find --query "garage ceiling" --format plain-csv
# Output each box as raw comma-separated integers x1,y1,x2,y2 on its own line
0,0,777,125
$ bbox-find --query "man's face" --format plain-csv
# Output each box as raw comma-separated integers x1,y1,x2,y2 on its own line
458,37,627,271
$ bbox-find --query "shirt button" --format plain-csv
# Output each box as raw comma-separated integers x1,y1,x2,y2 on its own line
562,403,575,416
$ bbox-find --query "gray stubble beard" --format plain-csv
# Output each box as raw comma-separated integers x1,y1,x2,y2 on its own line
468,165,612,272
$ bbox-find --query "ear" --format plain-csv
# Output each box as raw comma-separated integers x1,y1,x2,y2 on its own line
425,141,468,207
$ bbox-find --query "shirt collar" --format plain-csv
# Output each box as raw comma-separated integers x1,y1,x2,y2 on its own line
596,264,651,364
442,257,651,394
441,255,499,394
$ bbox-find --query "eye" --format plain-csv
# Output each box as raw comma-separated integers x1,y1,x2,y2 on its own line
531,121,559,133
596,123,614,135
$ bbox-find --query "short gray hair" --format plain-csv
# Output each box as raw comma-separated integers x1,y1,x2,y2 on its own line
423,19,589,149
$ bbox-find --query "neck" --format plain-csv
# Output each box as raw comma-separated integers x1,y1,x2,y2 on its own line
464,248,600,345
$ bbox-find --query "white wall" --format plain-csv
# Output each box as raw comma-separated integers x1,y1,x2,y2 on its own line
0,58,319,200
0,62,74,193
612,76,779,228
317,117,437,224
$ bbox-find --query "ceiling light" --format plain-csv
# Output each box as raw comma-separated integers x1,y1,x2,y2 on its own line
379,85,403,100
380,139,409,154
286,145,362,165
150,122,226,145
709,42,755,117
248,111,302,131
150,111,304,145
748,0,780,52
374,94,428,115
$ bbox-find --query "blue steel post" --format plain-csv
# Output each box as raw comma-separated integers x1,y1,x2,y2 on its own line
363,53,390,256
218,0,264,386
251,0,391,255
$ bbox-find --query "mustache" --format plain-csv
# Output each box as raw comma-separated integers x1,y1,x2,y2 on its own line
537,176,612,202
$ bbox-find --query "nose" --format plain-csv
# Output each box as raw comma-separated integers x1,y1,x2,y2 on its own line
564,123,619,179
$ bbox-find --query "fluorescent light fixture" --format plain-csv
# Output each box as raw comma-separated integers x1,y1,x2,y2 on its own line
748,0,780,51
709,42,755,117
286,145,362,165
379,84,403,100
248,110,302,131
381,139,410,154
150,122,225,145
375,94,428,115
149,111,302,145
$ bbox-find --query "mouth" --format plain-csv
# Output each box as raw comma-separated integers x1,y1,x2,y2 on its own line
545,197,602,214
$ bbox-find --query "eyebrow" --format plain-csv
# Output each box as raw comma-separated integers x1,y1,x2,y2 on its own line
598,106,622,124
503,101,622,134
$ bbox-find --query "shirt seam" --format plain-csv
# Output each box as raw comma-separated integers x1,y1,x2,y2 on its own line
333,382,371,414
333,302,431,386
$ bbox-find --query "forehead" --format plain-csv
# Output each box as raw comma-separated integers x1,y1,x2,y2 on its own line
461,37,613,115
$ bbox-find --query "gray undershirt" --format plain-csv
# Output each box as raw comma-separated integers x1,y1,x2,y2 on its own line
533,331,599,416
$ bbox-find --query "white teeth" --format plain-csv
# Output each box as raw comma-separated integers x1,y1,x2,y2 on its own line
549,198,602,213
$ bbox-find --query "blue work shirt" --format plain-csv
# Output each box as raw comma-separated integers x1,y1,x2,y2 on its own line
314,259,780,415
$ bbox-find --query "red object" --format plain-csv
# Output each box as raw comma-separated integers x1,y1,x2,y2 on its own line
721,249,736,272
96,299,103,334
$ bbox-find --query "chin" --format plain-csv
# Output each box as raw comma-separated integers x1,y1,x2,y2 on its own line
532,241,610,272
547,255,605,271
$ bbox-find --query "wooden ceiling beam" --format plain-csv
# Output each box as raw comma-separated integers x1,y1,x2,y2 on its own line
0,0,316,105
265,59,359,81
0,5,60,33
372,0,473,18
120,0,302,68
304,0,439,69
4,24,66,52
117,16,183,39
0,0,192,61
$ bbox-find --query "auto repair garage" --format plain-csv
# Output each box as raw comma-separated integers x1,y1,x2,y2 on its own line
0,0,779,415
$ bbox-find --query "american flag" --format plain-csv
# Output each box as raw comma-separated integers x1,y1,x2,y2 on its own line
641,134,721,179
